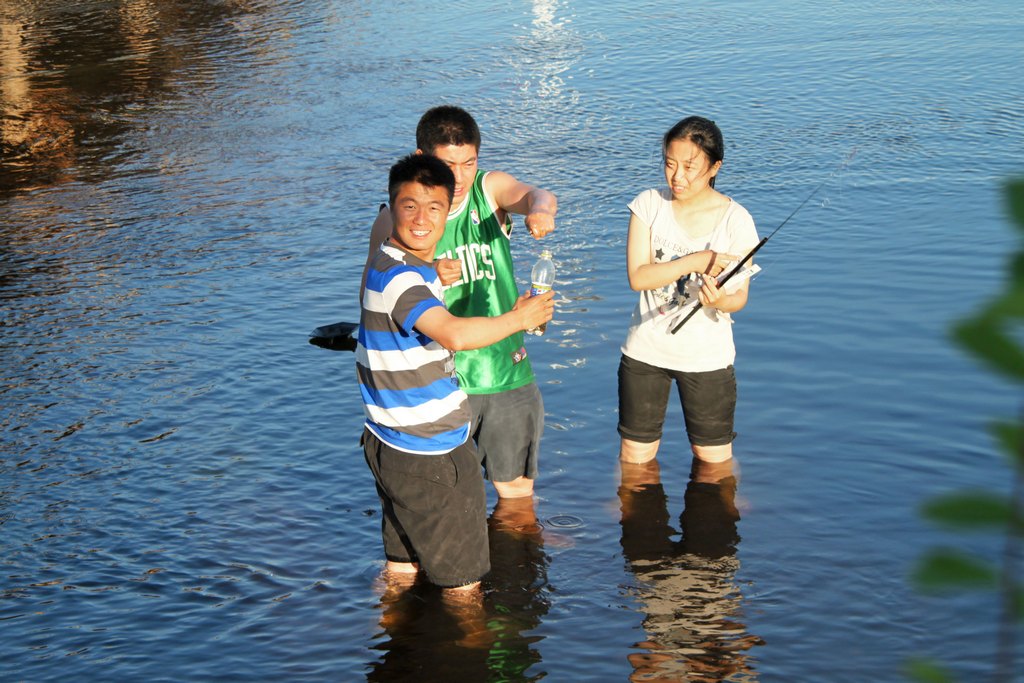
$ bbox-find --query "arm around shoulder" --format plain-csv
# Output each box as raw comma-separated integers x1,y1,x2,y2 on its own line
367,205,393,258
360,205,393,303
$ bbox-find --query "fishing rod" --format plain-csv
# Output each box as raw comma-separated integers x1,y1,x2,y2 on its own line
669,149,856,334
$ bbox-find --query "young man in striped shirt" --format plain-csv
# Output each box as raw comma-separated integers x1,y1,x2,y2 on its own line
357,154,553,594
363,106,557,501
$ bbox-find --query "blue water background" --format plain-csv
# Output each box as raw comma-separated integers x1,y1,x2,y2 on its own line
2,1,1022,680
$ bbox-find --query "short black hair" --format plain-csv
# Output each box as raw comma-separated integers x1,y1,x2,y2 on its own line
415,105,481,153
388,153,455,206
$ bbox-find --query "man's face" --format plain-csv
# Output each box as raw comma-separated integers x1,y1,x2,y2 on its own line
425,143,478,209
389,180,450,261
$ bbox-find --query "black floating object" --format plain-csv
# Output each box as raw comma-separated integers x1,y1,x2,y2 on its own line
309,321,358,352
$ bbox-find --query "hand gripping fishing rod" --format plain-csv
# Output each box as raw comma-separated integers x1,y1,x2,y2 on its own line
670,150,856,334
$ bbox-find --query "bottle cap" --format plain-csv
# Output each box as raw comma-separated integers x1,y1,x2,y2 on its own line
540,249,553,259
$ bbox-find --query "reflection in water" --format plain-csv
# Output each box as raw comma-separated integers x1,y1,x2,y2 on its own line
501,0,612,361
0,18,76,190
367,497,551,682
619,459,764,681
511,0,582,102
484,497,552,680
367,579,493,682
0,0,259,195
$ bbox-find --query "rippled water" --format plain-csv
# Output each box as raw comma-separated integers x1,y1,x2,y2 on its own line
2,1,1022,681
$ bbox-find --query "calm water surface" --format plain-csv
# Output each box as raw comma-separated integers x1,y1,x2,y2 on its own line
2,1,1022,681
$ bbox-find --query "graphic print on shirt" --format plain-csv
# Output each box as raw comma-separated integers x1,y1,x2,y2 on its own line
435,242,497,287
432,170,535,393
651,233,706,321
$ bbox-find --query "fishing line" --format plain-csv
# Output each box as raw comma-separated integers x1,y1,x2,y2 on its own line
670,148,858,334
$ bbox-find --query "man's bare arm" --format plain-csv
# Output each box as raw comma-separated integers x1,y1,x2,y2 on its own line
485,171,557,239
360,205,393,303
415,290,554,351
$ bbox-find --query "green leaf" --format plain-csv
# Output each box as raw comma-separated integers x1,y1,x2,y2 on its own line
990,420,1024,468
913,549,998,591
906,658,955,683
1007,179,1024,232
951,317,1024,381
921,491,1012,530
1010,252,1024,288
985,289,1024,319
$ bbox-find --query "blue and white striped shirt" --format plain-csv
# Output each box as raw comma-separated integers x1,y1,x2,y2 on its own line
356,243,471,454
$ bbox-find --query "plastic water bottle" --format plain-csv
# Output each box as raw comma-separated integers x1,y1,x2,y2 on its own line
526,249,555,336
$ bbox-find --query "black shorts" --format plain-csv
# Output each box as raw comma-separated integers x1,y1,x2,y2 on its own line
362,429,489,588
617,354,737,447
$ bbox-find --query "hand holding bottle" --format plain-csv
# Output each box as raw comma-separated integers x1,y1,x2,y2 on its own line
526,250,556,335
513,289,554,333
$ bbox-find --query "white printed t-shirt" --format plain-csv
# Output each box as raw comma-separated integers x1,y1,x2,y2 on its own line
621,188,759,373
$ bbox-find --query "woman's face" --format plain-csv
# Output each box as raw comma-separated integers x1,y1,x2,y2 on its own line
663,138,721,201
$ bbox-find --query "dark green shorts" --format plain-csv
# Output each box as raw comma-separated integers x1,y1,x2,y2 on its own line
467,382,543,482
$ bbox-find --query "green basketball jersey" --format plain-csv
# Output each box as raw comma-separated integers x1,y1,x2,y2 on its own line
434,170,535,394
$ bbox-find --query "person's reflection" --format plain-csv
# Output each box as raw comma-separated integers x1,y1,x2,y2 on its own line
482,496,552,680
619,458,764,681
367,497,551,682
366,574,491,682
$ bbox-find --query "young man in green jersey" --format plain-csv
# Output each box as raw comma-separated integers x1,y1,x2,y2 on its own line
363,105,557,500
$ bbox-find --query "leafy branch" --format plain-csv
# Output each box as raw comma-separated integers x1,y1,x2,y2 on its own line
909,179,1024,683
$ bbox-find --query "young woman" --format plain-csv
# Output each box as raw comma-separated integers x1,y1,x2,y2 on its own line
618,116,759,465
